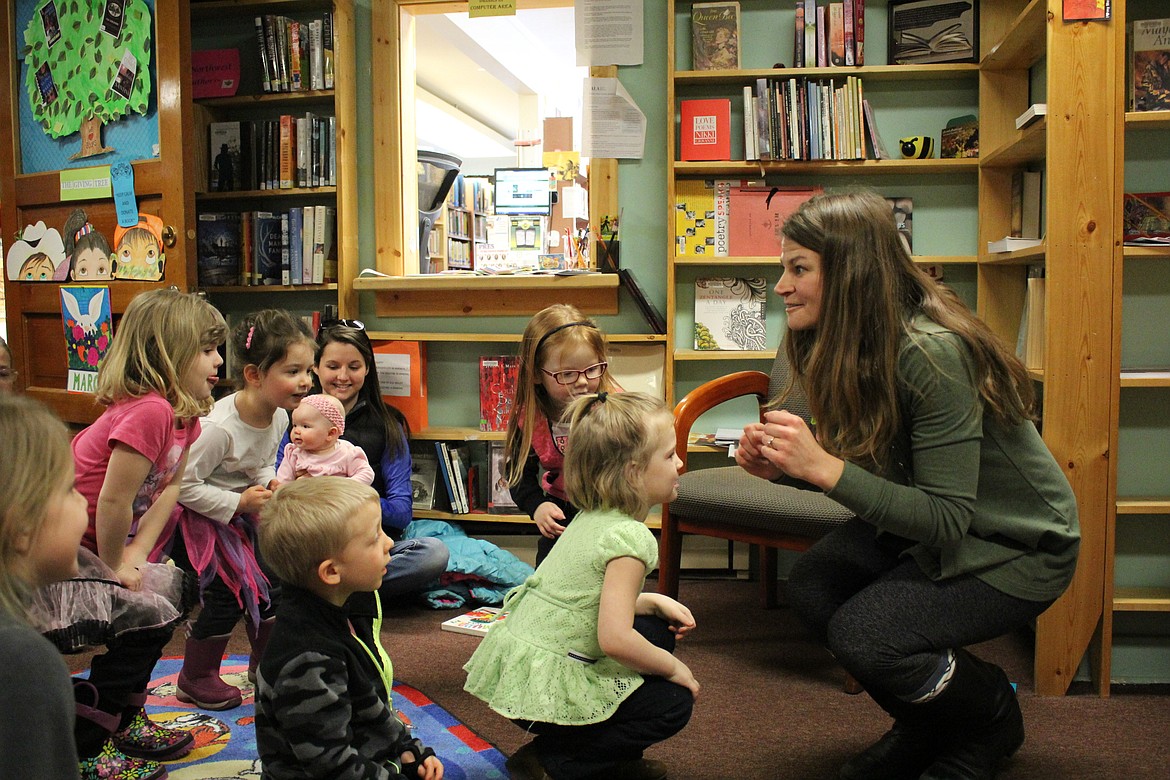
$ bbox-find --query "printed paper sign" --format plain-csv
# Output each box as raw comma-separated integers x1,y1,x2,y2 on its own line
60,286,113,394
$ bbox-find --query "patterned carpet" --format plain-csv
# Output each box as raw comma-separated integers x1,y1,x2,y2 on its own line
78,655,508,779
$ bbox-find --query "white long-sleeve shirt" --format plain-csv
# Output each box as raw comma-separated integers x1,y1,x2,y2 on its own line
179,393,288,523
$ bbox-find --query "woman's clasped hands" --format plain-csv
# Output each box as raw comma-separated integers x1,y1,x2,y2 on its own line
735,410,844,491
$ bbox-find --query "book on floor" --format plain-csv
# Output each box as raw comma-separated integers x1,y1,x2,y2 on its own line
440,606,506,637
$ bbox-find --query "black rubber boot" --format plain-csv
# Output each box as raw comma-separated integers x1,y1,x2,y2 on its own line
838,687,942,780
918,650,1024,780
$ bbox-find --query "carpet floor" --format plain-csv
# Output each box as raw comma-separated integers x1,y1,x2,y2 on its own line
71,655,507,779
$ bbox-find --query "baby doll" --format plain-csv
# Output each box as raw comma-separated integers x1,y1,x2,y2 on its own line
276,394,374,485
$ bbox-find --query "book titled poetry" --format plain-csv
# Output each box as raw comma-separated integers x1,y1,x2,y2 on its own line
440,607,505,637
679,98,731,161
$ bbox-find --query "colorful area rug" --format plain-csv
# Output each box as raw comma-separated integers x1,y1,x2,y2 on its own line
75,655,508,779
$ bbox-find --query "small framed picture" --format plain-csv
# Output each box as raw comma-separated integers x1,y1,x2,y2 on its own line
888,0,978,65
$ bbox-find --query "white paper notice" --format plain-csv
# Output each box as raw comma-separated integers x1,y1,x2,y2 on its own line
561,185,589,220
575,0,643,66
374,352,410,398
582,77,645,159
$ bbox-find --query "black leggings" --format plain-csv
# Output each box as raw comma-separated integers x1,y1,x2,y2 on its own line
787,517,1052,699
514,615,694,780
168,529,278,639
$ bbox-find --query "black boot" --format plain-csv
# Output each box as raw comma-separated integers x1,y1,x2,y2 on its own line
838,688,942,780
918,650,1024,780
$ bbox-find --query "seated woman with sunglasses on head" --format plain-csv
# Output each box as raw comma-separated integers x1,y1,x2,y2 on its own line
277,320,448,603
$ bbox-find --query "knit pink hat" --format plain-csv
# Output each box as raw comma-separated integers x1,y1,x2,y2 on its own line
299,394,345,433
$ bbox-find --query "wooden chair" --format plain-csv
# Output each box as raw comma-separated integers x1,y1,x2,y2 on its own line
657,347,862,693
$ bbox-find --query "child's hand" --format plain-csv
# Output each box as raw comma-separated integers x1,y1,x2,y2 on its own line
533,502,566,540
266,478,281,491
237,484,273,515
640,593,697,639
417,756,443,780
668,658,700,698
115,562,143,592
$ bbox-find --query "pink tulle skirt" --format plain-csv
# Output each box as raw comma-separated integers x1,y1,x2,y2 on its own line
27,548,195,653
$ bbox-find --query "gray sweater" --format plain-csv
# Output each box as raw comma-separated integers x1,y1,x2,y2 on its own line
826,318,1080,602
0,609,80,779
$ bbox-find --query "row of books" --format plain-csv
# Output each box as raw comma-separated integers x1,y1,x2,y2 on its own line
195,206,336,288
795,0,865,69
208,115,336,193
254,12,334,93
753,75,874,162
412,441,518,515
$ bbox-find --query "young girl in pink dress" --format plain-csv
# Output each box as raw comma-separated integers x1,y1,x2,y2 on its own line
30,288,227,780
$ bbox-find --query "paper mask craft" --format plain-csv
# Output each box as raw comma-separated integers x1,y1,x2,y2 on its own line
63,208,113,281
113,213,165,281
5,221,68,281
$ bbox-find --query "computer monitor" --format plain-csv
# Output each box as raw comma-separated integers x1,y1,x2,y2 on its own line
494,167,553,216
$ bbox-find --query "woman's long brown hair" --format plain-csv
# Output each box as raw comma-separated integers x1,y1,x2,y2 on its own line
777,189,1035,471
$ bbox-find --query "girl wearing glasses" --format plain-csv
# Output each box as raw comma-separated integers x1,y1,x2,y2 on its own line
505,304,619,564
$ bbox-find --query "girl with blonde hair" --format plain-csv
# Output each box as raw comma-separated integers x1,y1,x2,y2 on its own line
467,391,696,780
30,288,226,780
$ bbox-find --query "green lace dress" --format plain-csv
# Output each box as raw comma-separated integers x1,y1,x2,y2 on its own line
463,508,658,725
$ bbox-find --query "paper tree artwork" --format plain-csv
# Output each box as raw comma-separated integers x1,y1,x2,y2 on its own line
23,0,154,160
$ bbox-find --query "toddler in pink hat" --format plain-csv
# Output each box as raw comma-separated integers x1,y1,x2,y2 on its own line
276,394,375,485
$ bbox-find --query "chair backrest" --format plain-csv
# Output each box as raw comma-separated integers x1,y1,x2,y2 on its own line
766,343,814,424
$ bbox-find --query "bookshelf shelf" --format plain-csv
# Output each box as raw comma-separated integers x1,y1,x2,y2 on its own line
1116,497,1170,514
1113,587,1170,613
198,283,338,293
192,0,334,19
413,427,505,442
673,63,979,86
354,273,620,318
673,254,976,266
980,0,1047,72
979,244,1046,266
1119,371,1170,388
979,119,1047,168
674,349,773,362
195,90,336,108
674,158,979,176
196,186,337,200
1125,110,1170,128
1123,246,1170,259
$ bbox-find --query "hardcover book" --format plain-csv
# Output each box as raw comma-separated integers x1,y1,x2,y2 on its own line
191,49,240,99
679,98,732,161
479,355,519,432
694,277,768,351
208,121,244,192
410,451,439,510
674,179,715,256
692,2,741,70
1122,192,1170,241
196,212,241,287
253,211,284,285
887,197,914,252
727,185,821,257
1131,18,1170,112
440,606,505,637
488,442,519,514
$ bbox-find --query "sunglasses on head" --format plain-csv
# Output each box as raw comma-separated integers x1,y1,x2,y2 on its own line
317,318,371,347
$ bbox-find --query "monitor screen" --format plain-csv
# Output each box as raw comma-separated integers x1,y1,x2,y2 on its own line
494,168,552,216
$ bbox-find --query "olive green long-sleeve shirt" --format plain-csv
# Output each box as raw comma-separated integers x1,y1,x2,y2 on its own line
826,318,1080,602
